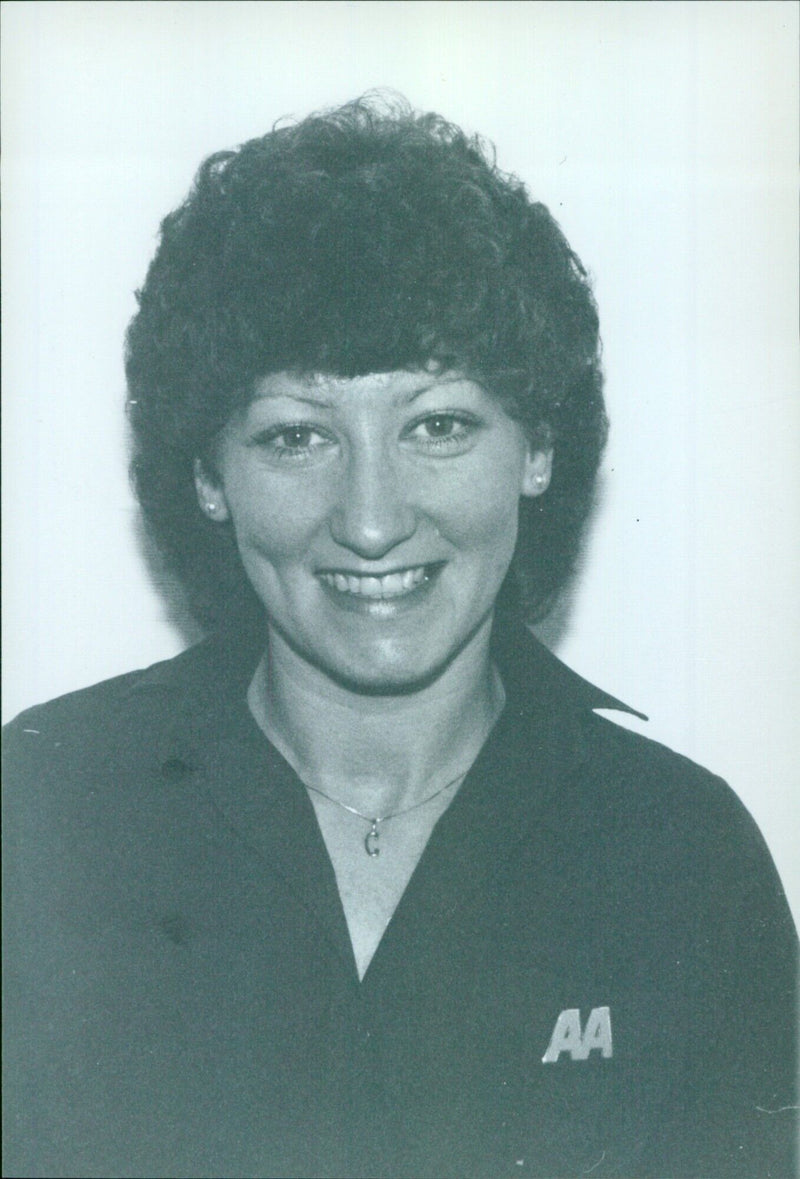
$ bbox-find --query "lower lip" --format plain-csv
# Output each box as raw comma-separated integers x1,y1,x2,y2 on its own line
316,564,443,617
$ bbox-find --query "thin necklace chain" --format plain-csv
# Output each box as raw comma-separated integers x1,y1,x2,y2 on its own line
302,767,470,858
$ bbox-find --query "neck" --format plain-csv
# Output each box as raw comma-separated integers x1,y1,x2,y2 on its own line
247,618,504,817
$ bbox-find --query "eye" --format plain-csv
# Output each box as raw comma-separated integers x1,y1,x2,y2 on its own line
249,423,335,463
403,412,480,453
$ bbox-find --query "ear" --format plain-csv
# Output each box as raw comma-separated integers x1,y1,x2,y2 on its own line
193,457,230,522
521,446,553,498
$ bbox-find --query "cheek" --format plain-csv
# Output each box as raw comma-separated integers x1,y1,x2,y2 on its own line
440,464,524,553
225,477,328,565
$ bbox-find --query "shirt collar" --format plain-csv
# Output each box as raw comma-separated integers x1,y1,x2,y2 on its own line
491,617,648,722
123,617,647,983
126,613,646,765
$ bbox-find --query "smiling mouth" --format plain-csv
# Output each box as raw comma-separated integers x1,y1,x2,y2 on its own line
318,564,437,599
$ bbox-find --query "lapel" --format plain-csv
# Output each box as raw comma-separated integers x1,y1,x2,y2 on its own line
134,620,642,988
138,629,356,974
360,622,644,988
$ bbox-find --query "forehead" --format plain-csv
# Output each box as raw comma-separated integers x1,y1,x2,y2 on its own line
249,369,480,408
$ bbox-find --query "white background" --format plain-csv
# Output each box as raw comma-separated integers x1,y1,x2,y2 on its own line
3,1,798,924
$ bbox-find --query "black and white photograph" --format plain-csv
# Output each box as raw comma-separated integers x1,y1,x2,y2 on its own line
3,3,798,1176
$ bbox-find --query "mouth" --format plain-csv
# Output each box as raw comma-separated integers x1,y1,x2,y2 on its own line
317,563,439,600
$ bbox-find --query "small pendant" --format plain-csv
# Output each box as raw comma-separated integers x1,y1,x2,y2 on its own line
364,821,381,857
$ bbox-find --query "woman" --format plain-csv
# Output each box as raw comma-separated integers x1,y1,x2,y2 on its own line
4,97,796,1178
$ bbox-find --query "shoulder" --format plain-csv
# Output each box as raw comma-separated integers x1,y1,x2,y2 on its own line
3,637,230,772
577,710,796,932
506,625,788,888
510,625,748,814
584,708,730,803
5,648,184,732
583,708,747,830
2,635,259,903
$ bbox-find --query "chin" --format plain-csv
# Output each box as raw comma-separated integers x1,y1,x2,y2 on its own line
323,661,446,697
297,641,443,696
284,613,495,697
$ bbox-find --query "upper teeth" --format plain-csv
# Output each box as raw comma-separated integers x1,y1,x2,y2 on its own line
320,566,429,598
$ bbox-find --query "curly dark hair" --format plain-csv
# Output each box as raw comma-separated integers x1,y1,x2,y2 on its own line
126,95,607,632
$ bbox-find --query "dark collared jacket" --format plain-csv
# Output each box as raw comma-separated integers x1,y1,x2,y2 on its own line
3,625,797,1178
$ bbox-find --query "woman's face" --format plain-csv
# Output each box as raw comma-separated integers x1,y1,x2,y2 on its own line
196,370,551,692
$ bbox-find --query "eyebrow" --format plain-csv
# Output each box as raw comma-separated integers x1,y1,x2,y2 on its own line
251,375,470,411
264,392,336,409
405,377,464,403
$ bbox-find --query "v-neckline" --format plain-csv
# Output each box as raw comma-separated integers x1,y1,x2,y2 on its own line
150,620,631,990
306,767,469,981
194,702,480,986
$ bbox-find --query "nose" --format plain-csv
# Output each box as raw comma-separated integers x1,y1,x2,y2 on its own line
328,446,417,559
